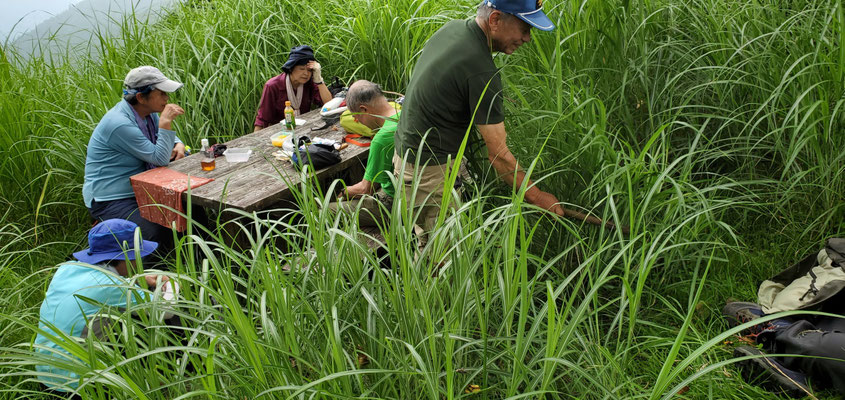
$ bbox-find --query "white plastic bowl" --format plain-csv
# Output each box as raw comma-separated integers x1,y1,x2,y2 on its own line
223,148,252,163
270,132,289,147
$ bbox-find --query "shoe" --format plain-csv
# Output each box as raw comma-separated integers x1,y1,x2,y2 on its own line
723,302,764,328
733,346,813,398
723,302,791,338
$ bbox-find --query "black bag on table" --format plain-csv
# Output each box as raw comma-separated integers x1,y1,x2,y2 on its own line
327,76,346,97
291,143,341,171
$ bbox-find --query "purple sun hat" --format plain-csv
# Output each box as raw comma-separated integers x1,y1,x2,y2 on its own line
72,219,158,264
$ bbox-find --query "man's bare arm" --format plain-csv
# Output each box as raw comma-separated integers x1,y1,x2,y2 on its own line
477,122,610,228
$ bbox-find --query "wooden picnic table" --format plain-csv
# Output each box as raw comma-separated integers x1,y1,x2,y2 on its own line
167,109,368,212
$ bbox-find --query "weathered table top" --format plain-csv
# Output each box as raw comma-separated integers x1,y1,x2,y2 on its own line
167,109,368,212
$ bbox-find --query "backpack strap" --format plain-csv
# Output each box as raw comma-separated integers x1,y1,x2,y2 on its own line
799,269,820,301
826,238,845,267
344,134,371,147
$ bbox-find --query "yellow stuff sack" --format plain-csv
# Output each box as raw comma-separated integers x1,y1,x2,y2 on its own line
340,110,373,136
340,102,401,137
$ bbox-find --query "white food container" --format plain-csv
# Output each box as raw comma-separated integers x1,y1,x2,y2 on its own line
223,148,252,163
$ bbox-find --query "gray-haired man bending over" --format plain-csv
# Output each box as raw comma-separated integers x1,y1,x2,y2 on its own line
328,80,400,227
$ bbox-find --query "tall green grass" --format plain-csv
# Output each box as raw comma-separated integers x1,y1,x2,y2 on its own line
0,171,745,398
0,0,843,398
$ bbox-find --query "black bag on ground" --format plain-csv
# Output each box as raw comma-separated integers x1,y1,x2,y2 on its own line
291,143,341,171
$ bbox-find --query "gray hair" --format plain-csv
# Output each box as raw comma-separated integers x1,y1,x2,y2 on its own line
345,80,385,111
477,2,514,21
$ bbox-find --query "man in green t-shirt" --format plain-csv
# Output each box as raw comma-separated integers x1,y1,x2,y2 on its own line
329,80,400,227
394,0,609,234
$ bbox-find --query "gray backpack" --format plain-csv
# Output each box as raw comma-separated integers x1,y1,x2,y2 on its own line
758,238,845,314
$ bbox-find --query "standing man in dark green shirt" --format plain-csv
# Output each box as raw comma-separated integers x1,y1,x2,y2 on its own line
395,0,607,234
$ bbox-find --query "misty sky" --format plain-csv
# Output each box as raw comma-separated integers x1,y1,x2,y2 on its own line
1,0,84,39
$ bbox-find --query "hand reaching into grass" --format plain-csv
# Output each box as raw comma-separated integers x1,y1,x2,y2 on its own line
143,274,169,289
532,189,630,234
560,206,630,234
529,190,564,215
562,208,630,234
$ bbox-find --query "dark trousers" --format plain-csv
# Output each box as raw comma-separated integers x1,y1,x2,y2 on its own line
772,316,845,394
89,197,173,254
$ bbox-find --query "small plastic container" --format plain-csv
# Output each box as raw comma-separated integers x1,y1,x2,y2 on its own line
270,132,289,147
223,148,252,163
281,136,298,153
161,280,179,301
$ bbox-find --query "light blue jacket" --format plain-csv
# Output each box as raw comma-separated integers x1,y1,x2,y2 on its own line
81,100,181,208
34,262,151,391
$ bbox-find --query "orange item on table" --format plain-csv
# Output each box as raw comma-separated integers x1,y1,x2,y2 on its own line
130,167,213,232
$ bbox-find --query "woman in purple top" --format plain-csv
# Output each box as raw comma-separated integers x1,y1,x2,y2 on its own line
254,45,333,131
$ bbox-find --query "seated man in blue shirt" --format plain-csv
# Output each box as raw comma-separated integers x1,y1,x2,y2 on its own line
33,219,173,396
82,66,187,251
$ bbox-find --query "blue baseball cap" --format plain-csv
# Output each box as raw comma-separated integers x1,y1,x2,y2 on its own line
72,219,158,265
484,0,555,31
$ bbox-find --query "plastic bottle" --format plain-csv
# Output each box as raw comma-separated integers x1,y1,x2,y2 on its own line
284,101,299,151
284,101,296,131
200,138,215,171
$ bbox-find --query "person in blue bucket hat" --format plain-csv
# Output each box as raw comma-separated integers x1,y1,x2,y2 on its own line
254,44,334,131
32,219,173,396
394,0,618,243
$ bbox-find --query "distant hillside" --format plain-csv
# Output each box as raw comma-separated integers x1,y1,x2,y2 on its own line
6,0,180,62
